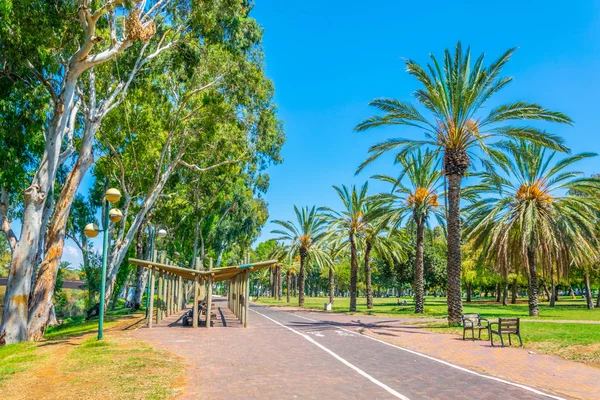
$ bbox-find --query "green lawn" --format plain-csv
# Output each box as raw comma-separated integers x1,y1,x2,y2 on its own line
254,295,600,321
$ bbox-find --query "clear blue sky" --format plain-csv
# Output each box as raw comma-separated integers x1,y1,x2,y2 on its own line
252,0,600,244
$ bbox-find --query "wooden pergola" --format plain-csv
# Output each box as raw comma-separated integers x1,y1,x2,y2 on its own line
128,258,278,329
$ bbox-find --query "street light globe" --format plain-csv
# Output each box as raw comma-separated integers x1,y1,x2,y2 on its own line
157,228,167,238
109,208,123,223
83,223,100,238
173,251,181,258
104,188,121,204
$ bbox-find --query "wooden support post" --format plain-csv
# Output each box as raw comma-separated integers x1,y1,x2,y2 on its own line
167,274,173,317
147,268,155,328
162,272,168,318
156,271,163,324
206,258,213,329
178,276,183,311
244,270,250,328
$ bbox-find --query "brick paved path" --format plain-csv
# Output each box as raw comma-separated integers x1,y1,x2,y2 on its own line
132,297,597,400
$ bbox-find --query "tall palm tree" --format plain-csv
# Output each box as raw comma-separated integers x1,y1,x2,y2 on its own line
355,43,572,324
326,183,372,312
373,149,444,313
271,206,329,307
465,140,600,316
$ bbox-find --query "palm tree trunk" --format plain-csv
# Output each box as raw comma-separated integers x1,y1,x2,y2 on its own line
329,266,335,305
299,249,306,307
364,241,373,309
349,233,358,312
596,285,600,308
286,271,291,303
502,272,508,306
414,218,425,313
549,265,556,307
526,246,539,316
277,265,282,301
511,278,518,304
446,174,463,324
583,272,594,309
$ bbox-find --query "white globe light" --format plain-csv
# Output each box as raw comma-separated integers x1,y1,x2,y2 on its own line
157,228,167,238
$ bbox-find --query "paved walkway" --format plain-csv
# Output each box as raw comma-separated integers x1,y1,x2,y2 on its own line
132,298,598,400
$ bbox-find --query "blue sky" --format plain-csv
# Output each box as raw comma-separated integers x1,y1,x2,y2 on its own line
251,0,600,243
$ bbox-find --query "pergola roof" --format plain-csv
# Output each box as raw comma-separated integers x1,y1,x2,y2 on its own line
128,258,278,282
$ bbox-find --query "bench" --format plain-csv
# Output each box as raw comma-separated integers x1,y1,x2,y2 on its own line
489,317,522,347
461,313,490,340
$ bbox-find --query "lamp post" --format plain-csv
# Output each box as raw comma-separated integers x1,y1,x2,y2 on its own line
145,226,167,318
83,188,122,340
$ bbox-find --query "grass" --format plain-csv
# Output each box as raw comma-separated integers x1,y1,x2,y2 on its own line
427,321,600,365
255,295,600,365
0,342,39,384
0,307,185,400
255,295,600,321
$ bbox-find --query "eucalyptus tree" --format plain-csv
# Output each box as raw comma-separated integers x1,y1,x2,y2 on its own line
355,43,572,324
373,149,444,313
465,141,600,316
271,206,330,307
85,20,283,311
1,0,193,344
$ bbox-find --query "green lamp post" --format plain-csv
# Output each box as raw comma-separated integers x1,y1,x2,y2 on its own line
84,188,122,340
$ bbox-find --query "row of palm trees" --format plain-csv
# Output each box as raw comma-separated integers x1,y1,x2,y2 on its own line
272,42,600,324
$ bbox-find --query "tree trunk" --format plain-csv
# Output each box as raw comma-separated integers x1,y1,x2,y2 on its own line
526,246,539,316
569,284,576,299
583,272,594,309
298,249,306,307
132,223,150,310
466,282,472,303
596,285,600,308
414,218,425,313
329,266,335,305
0,75,82,345
277,266,282,301
502,272,508,306
511,278,518,304
549,265,556,307
364,241,373,310
445,173,463,325
286,271,291,303
26,119,97,341
349,232,358,312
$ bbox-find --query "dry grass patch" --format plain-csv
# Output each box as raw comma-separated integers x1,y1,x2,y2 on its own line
0,311,185,400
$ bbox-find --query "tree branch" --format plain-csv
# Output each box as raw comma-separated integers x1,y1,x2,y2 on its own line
178,158,241,173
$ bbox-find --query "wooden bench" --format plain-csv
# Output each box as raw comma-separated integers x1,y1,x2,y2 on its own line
461,313,490,340
489,317,523,347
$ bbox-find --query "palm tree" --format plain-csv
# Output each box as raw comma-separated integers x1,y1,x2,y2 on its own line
373,149,444,313
326,183,372,312
271,206,329,307
465,140,600,316
362,222,409,309
355,43,572,324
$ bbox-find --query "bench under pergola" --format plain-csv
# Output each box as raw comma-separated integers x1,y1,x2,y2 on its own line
128,258,278,328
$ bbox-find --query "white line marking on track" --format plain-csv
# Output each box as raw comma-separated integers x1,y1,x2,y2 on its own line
251,308,411,400
286,311,565,400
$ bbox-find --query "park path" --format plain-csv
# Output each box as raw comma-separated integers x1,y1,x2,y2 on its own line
132,297,599,400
